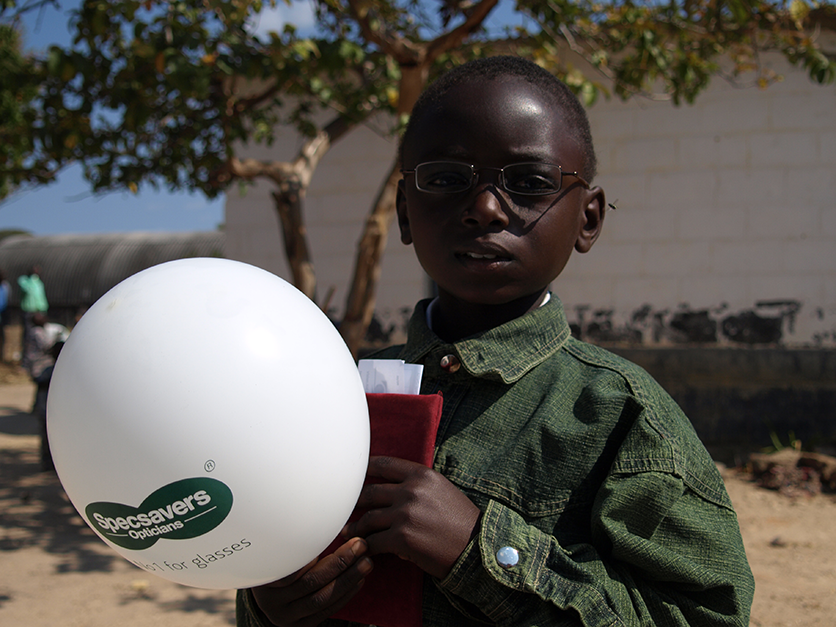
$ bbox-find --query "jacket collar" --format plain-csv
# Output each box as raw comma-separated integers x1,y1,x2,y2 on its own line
400,296,572,384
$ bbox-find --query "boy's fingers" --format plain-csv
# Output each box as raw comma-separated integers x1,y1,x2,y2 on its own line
366,455,422,481
354,481,399,510
344,502,394,540
262,558,318,588
254,537,368,596
291,537,370,596
250,538,373,625
287,557,372,625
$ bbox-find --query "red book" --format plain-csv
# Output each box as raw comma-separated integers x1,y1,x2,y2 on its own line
325,392,443,627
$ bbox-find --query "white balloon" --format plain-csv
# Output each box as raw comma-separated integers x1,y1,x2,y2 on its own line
47,258,370,589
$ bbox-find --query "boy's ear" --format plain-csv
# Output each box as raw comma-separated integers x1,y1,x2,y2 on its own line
575,186,606,254
396,180,413,245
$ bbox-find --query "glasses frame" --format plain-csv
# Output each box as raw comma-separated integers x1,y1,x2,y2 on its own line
400,161,590,196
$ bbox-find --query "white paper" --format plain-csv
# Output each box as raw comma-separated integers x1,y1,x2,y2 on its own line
358,359,423,395
402,364,424,395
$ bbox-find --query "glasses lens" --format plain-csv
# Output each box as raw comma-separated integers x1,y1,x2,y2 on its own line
502,163,563,196
415,162,473,193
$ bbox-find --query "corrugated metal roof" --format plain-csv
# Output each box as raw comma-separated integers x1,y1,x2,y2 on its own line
0,232,225,309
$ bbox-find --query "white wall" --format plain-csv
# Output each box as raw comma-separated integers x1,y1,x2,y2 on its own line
565,47,836,346
225,47,836,347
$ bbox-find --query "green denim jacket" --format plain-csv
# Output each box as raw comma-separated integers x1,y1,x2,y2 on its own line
238,297,754,626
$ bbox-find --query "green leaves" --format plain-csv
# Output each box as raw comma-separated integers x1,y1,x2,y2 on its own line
521,0,836,105
3,0,425,198
2,0,834,206
0,21,49,199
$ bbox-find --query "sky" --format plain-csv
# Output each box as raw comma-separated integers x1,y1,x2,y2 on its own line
1,0,526,237
1,1,232,236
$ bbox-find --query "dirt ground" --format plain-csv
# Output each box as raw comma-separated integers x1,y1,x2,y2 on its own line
0,378,237,627
1,356,835,626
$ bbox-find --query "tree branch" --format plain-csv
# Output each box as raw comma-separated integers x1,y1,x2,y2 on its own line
339,157,401,358
346,0,500,65
346,0,423,62
425,0,501,60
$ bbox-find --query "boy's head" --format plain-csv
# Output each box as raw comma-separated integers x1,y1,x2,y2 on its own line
401,56,598,181
397,55,606,322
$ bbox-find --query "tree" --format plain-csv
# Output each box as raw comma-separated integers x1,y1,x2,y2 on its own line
0,0,66,197
523,0,835,104
0,17,45,198
2,0,834,356
2,0,507,355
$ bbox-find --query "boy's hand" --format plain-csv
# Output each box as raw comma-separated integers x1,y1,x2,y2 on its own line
344,456,481,580
250,537,373,627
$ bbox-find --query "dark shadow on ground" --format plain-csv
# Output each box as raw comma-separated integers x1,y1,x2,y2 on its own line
159,590,237,622
114,585,236,623
0,444,118,573
0,408,38,436
1,440,236,624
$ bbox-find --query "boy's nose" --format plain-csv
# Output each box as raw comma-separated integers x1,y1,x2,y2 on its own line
462,183,510,228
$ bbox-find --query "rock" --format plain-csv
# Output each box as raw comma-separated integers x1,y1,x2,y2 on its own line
798,452,836,490
749,448,802,476
747,448,835,497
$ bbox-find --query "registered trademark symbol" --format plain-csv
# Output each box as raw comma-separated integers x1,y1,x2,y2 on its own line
204,460,216,472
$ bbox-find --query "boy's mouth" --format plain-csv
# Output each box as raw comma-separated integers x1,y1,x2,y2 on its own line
456,249,513,264
464,252,500,260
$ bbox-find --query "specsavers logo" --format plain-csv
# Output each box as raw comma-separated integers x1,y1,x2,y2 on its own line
85,478,233,550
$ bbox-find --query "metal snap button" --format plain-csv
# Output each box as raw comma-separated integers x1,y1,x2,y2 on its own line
496,546,519,569
440,354,461,373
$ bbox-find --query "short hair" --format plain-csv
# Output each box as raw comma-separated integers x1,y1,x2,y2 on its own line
400,55,598,181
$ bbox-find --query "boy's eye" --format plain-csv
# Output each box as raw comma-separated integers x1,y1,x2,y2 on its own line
417,164,472,192
503,167,561,194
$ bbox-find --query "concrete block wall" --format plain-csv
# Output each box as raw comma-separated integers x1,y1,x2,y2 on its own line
560,47,836,347
225,47,835,348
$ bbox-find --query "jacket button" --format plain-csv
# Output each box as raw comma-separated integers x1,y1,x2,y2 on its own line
440,354,460,373
496,546,519,569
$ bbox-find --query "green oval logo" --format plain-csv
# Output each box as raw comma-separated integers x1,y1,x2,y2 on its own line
85,477,233,550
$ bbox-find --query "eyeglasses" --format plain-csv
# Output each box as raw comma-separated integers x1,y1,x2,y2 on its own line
400,161,590,196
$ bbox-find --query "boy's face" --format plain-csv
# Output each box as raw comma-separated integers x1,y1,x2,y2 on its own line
397,77,605,310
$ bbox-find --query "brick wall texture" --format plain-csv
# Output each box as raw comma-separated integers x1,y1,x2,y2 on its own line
225,47,835,348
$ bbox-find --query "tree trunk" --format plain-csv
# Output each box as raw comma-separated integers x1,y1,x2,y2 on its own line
336,61,433,358
272,181,317,301
339,159,401,358
264,117,357,304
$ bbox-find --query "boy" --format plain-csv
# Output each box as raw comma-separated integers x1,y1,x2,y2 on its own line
238,55,754,626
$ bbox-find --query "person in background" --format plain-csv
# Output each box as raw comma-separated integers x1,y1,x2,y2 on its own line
24,312,68,470
18,264,49,370
0,269,10,362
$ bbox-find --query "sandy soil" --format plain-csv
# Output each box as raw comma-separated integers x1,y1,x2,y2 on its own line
1,371,834,626
0,379,237,627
